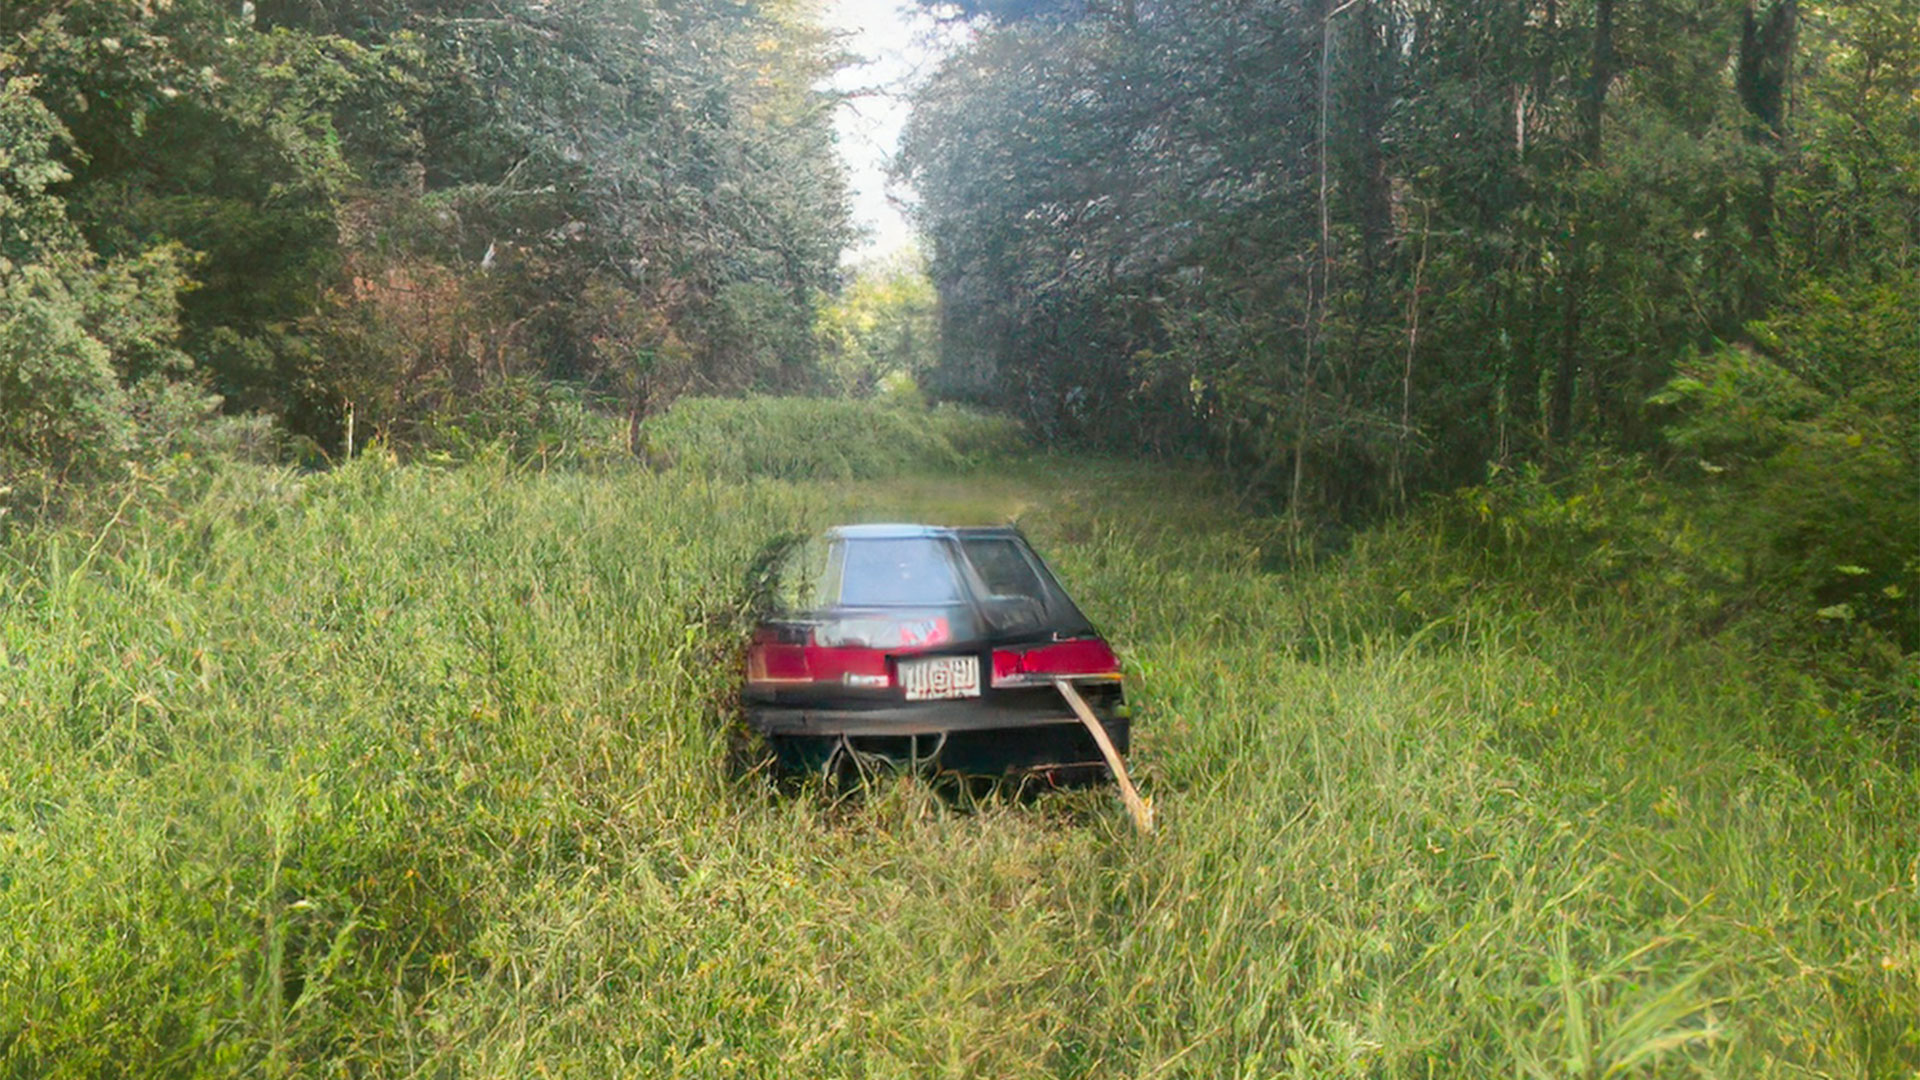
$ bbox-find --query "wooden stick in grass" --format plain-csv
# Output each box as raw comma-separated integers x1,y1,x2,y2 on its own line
1054,678,1153,834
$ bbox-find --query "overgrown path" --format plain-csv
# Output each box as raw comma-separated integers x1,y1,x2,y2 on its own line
2,447,1915,1078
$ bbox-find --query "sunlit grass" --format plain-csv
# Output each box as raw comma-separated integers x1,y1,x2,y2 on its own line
1,416,1914,1077
645,395,1022,481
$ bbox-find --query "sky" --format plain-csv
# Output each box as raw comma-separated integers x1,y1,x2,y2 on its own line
817,0,954,264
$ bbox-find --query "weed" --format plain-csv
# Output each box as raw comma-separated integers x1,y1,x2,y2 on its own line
1,408,1914,1077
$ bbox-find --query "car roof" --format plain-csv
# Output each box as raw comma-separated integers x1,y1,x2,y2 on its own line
825,523,1023,541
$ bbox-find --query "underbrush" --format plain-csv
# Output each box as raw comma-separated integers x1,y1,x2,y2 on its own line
1,445,1914,1078
644,395,1023,480
1361,453,1917,763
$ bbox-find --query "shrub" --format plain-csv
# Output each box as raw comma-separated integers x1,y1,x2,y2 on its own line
1,71,202,495
416,378,624,468
1653,277,1919,651
0,264,132,480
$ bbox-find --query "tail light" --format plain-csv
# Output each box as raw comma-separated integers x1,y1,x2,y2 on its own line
991,638,1120,687
746,623,897,690
748,625,1121,693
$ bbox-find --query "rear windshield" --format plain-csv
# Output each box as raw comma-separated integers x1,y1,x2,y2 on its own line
834,538,963,606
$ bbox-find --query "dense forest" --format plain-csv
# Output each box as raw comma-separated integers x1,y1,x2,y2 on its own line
7,0,1914,509
901,0,1917,654
905,0,1914,506
1,0,850,474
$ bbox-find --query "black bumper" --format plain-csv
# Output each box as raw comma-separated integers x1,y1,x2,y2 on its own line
744,697,1130,779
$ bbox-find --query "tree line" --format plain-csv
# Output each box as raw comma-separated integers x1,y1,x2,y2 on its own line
902,0,1916,521
2,0,850,481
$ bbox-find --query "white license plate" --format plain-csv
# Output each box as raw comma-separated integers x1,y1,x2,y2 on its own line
899,655,981,702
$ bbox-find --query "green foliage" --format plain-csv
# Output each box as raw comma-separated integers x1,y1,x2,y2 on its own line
1783,0,1920,277
320,0,851,436
5,0,411,408
815,250,941,396
0,0,852,457
1393,431,1916,752
1,442,1914,1076
0,71,80,264
703,282,820,392
416,379,625,468
645,395,1023,481
1654,277,1919,654
1320,454,1743,669
904,0,1919,520
0,264,130,479
0,68,204,489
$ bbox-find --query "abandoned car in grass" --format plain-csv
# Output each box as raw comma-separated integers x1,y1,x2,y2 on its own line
741,524,1130,782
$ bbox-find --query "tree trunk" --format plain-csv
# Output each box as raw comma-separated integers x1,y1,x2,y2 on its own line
1578,0,1614,161
1550,250,1582,444
1738,0,1797,293
1353,0,1394,271
1550,0,1614,447
1293,0,1343,546
1394,203,1430,508
1737,1,1797,141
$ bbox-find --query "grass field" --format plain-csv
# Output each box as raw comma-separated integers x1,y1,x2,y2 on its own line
2,403,1915,1078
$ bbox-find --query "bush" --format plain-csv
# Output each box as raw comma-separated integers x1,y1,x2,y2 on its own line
1,75,202,495
415,378,624,468
1304,435,1913,760
1653,278,1919,651
0,264,131,480
1327,452,1740,656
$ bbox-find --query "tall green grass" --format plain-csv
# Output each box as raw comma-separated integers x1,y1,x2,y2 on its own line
645,395,1021,480
1,416,1914,1077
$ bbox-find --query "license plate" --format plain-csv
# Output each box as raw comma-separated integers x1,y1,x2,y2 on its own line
899,655,981,702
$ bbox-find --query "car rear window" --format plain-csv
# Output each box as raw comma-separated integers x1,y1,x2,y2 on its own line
960,537,1047,603
835,538,963,606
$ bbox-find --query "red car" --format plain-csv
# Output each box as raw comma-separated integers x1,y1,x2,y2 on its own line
742,524,1129,782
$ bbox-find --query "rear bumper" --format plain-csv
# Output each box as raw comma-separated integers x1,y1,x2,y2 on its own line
745,699,1114,737
744,697,1130,778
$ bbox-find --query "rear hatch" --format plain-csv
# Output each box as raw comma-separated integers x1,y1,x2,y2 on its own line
745,527,1120,712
